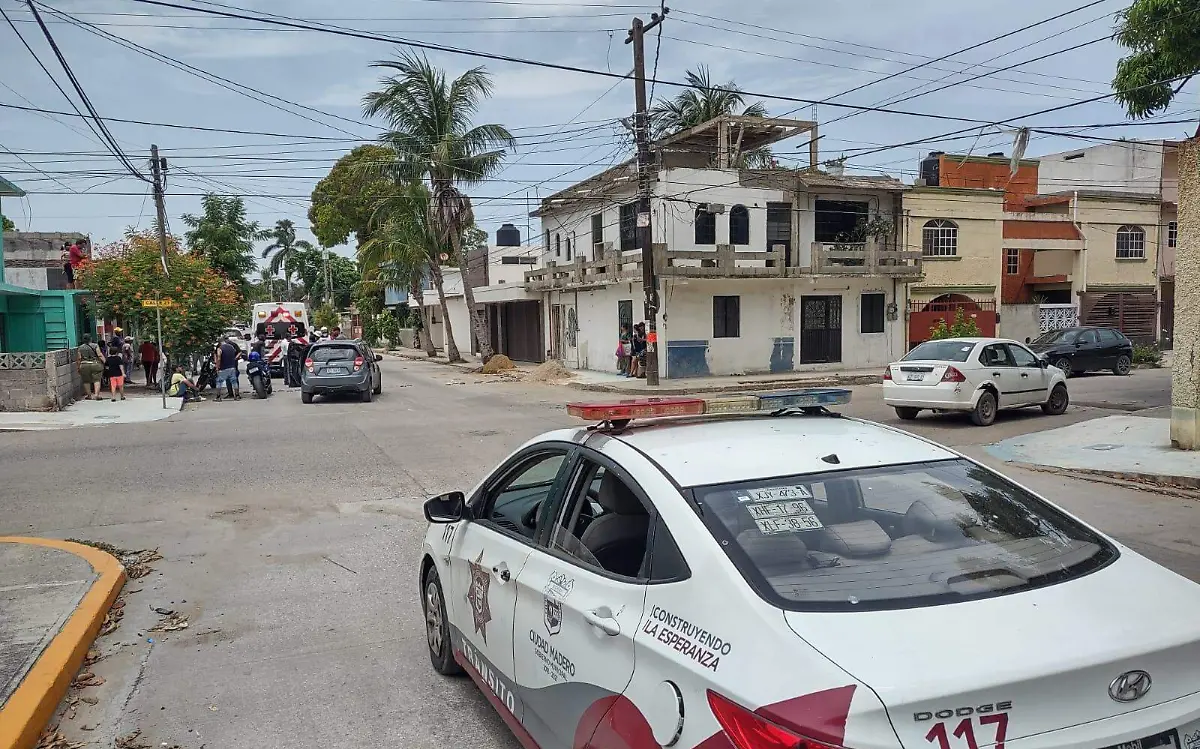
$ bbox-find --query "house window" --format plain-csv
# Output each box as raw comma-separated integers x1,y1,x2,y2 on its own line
619,203,637,252
815,200,867,243
695,207,716,245
1004,248,1020,275
555,233,561,258
544,229,550,252
729,204,750,245
922,219,958,257
1116,225,1146,259
500,256,536,265
860,293,885,334
1168,221,1178,249
566,232,573,261
766,202,792,256
591,213,603,249
713,295,740,338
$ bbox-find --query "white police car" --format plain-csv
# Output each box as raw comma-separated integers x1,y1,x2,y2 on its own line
419,389,1200,749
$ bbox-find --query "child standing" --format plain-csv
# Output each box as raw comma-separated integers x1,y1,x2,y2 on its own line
104,347,126,402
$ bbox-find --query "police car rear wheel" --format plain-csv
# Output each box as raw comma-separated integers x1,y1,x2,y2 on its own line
423,567,462,675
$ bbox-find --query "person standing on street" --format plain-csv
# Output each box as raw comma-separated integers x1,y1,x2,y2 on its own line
122,336,135,386
104,345,126,401
139,338,160,389
77,334,104,400
213,336,242,402
329,326,343,340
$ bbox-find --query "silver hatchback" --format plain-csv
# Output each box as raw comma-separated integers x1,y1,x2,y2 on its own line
300,340,382,403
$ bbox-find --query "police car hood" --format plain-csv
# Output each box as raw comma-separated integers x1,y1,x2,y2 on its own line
783,551,1200,745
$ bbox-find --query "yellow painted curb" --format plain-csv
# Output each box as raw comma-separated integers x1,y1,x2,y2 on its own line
0,537,126,749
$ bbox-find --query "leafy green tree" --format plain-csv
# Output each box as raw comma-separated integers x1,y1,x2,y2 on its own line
649,65,771,167
313,303,340,330
378,309,401,349
181,194,267,291
261,219,313,300
358,182,458,358
1112,1,1200,117
290,245,357,309
309,145,400,249
2,215,15,232
77,229,242,357
363,50,514,362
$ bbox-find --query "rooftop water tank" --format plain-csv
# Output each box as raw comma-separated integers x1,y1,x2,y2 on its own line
919,151,943,186
496,223,521,247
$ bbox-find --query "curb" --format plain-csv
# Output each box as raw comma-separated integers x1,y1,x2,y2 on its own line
0,538,126,749
1011,462,1200,492
565,374,882,395
379,349,481,374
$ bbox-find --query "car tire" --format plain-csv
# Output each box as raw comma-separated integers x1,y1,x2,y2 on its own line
361,387,373,403
422,566,462,676
301,391,313,404
971,390,998,426
1053,357,1074,378
1114,355,1132,376
373,376,382,395
894,406,920,421
1042,383,1069,415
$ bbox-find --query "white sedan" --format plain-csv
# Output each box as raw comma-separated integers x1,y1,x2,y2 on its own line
883,337,1069,426
418,392,1200,749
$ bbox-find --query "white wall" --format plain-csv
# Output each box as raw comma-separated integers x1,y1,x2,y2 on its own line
540,184,638,264
545,282,653,372
420,268,471,354
655,168,786,252
4,267,48,289
486,243,541,286
1038,142,1166,197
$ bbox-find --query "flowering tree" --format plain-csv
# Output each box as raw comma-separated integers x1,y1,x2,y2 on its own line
77,230,243,355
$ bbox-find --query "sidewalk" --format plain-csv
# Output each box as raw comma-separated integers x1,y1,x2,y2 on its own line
0,396,176,431
985,414,1200,488
0,538,125,749
381,347,882,394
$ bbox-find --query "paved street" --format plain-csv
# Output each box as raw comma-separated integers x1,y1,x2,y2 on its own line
0,358,1194,749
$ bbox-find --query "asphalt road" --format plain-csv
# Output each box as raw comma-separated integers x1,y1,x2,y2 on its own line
0,358,1192,749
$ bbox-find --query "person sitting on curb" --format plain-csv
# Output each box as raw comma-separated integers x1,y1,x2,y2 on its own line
166,366,203,408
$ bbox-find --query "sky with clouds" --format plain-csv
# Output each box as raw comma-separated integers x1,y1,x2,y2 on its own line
1,0,1195,267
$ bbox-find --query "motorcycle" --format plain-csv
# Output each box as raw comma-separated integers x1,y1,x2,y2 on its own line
195,358,217,393
246,353,273,399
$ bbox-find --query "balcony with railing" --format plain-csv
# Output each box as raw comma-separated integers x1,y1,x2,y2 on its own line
524,241,922,291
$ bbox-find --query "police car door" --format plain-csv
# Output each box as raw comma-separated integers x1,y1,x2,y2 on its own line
449,447,573,725
510,449,653,749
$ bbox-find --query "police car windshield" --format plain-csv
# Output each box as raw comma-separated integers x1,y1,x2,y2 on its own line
692,459,1116,611
255,321,306,339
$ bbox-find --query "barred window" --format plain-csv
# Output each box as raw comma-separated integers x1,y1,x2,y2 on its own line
1116,225,1145,259
1004,248,1020,275
922,219,958,257
1168,221,1177,249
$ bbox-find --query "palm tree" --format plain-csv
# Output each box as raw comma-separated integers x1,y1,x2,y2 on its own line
261,219,314,301
362,50,515,363
649,65,772,168
357,183,455,359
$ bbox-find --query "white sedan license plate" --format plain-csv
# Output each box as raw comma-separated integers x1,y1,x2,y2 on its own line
1101,730,1179,749
906,373,924,381
324,367,348,375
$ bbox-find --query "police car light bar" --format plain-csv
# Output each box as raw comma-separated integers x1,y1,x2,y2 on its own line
566,388,851,423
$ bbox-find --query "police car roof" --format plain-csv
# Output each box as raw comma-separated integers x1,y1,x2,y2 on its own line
554,417,957,487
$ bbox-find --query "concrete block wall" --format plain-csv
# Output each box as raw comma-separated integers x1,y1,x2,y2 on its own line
0,349,80,411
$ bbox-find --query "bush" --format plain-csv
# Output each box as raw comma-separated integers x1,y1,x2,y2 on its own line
312,303,339,330
1133,343,1163,367
929,308,982,340
378,312,400,349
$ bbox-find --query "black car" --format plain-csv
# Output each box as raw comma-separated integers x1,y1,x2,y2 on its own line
300,339,383,403
1028,326,1133,377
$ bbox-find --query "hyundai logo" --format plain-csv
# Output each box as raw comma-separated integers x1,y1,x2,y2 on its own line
1109,670,1152,703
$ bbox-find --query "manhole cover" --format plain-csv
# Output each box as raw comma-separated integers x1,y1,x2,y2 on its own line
1085,443,1121,451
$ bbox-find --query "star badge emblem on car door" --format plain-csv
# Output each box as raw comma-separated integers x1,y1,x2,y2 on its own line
466,551,492,643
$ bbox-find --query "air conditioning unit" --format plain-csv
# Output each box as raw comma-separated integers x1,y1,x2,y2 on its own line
699,203,727,214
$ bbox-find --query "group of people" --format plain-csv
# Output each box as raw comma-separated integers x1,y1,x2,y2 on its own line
617,322,648,379
76,328,162,401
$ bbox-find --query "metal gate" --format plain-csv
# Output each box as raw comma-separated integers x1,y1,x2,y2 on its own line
800,295,842,364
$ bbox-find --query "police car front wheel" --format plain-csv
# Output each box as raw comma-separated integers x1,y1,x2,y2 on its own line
422,566,462,676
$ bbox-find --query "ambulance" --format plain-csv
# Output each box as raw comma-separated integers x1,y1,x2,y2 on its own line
250,302,310,376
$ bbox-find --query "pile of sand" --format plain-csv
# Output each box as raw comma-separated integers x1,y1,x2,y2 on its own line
527,359,574,382
481,354,516,374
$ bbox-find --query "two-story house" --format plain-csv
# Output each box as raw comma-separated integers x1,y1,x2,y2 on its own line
525,115,922,378
904,151,1162,345
1039,140,1177,346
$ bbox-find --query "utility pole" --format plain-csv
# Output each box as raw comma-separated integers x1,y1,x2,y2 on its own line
150,144,169,278
626,7,667,386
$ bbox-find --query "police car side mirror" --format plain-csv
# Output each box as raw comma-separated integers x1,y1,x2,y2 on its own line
424,491,465,524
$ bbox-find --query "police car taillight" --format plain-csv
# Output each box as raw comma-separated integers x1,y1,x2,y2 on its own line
708,690,840,749
353,356,364,371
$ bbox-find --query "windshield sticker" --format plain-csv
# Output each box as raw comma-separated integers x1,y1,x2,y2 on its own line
641,605,732,672
745,499,823,534
736,485,813,503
